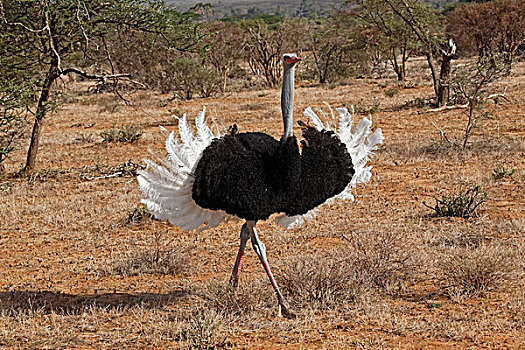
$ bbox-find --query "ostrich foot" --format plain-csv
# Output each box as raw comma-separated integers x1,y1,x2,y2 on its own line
278,302,296,319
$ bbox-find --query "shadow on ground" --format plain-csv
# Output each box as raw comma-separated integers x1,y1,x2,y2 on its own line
0,289,190,315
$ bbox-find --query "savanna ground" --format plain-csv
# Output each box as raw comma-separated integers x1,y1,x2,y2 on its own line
0,58,524,349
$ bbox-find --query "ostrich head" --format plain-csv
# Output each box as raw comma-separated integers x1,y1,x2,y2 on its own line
283,53,301,66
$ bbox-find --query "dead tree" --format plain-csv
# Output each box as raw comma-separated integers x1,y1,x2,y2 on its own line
437,39,459,107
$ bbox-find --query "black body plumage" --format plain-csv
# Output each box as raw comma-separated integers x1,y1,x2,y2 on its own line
192,125,354,221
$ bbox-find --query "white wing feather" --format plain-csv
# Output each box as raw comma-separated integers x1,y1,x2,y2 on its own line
138,107,235,231
274,105,384,229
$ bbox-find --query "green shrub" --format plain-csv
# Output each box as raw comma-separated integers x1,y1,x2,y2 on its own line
404,96,427,108
153,56,221,99
383,87,399,98
126,204,152,224
492,164,515,180
423,184,487,218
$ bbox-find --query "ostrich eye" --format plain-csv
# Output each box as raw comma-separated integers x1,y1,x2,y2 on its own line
284,55,291,61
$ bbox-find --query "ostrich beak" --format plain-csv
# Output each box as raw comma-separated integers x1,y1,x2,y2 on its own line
286,56,301,64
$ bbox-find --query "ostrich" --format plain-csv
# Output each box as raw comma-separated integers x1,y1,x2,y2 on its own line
138,53,383,317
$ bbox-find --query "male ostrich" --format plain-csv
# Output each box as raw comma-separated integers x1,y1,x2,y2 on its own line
138,54,383,317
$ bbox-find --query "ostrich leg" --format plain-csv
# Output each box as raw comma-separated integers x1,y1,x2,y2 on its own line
246,220,295,318
229,222,251,289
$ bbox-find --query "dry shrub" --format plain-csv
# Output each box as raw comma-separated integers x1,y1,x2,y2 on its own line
380,136,524,166
73,132,96,144
279,250,370,310
279,229,417,310
100,124,143,143
346,228,417,294
200,279,274,317
438,230,486,248
441,244,517,300
101,232,187,276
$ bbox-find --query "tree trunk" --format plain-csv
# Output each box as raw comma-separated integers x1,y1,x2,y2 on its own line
222,66,229,92
396,69,405,81
426,49,440,100
23,63,58,173
437,56,452,107
391,47,405,81
437,40,459,107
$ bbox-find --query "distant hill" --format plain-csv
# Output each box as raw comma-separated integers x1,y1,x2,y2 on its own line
168,0,463,18
167,0,342,18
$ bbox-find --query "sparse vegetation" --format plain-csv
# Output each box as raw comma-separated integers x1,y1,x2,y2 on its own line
100,125,143,143
0,81,32,171
279,251,367,309
404,96,427,108
441,244,517,300
353,97,381,115
450,55,509,149
201,279,273,316
383,87,399,97
492,164,515,180
101,232,186,276
180,309,224,350
126,204,153,224
423,185,487,218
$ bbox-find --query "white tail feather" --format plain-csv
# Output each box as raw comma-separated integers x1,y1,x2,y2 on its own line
138,107,234,231
274,104,384,229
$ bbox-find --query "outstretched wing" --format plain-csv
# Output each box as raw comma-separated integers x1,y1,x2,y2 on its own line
274,105,384,229
138,107,235,231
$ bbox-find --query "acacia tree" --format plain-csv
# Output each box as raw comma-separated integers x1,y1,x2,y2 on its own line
0,0,201,173
306,17,355,84
373,0,459,106
204,22,245,92
241,19,283,87
350,0,422,80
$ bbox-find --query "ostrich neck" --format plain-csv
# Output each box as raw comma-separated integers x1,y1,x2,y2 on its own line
281,65,295,140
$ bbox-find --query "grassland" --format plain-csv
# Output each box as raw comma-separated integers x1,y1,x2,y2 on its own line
0,59,524,349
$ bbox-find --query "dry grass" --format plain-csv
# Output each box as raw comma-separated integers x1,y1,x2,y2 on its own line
0,59,524,348
200,279,274,317
100,124,143,143
441,244,518,300
279,250,370,310
99,236,188,277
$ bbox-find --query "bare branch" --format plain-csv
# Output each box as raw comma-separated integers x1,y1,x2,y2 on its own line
428,104,469,112
0,0,48,33
60,67,131,80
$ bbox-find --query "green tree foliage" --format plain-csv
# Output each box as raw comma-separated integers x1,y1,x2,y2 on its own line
0,0,202,173
0,80,34,171
350,0,422,80
360,0,464,106
305,16,357,84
